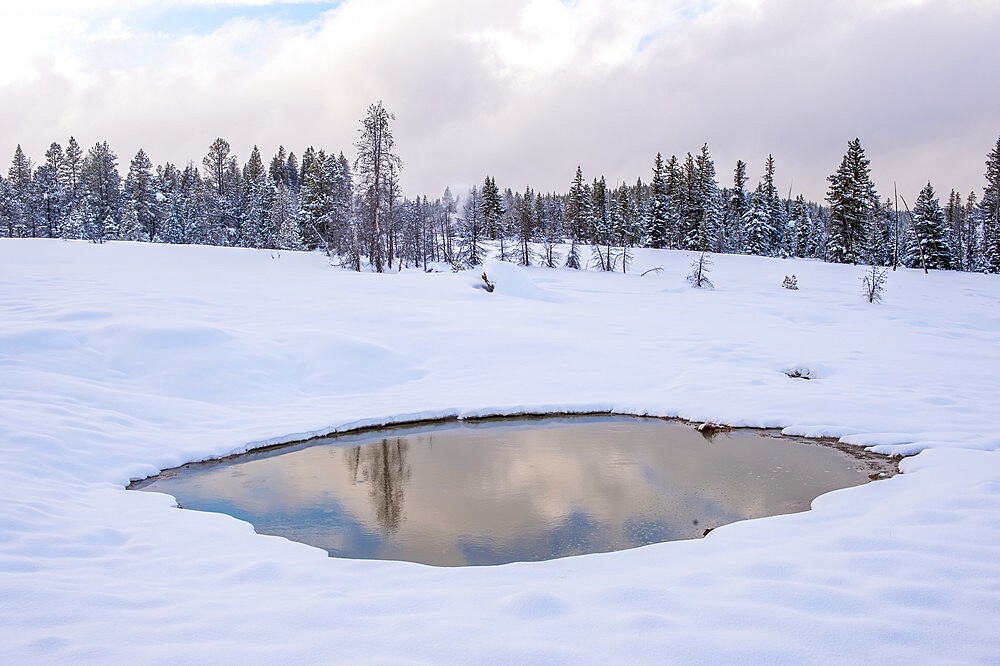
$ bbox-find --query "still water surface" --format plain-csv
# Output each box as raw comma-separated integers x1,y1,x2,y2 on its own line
133,416,890,566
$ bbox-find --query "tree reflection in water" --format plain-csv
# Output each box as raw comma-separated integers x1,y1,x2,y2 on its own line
345,437,411,534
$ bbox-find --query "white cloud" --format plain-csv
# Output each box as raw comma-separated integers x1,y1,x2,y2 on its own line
1,0,998,202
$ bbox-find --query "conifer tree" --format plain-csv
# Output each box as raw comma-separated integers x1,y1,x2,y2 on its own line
458,185,485,267
124,149,157,241
269,145,289,187
34,163,62,238
240,145,272,248
665,155,684,248
964,191,981,271
790,195,812,258
7,145,34,237
906,182,951,270
515,185,535,266
564,166,591,268
742,184,774,256
0,177,17,238
687,143,723,252
980,137,1000,272
646,153,670,248
761,155,785,253
827,138,878,264
40,143,68,237
80,141,122,241
355,101,402,272
62,136,83,201
727,160,749,253
202,138,240,245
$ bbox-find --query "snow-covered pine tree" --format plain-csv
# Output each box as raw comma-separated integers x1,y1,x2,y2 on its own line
268,145,289,188
457,185,485,267
269,180,303,251
864,198,894,266
742,184,774,256
202,138,241,246
964,192,981,271
591,178,616,271
679,153,698,247
646,153,671,249
118,198,142,241
158,162,208,245
609,184,635,272
481,175,503,241
790,195,812,258
40,142,68,237
124,149,157,241
827,138,878,264
495,185,515,263
80,141,122,242
34,163,62,238
761,155,785,253
516,186,535,267
686,143,722,252
7,145,34,237
564,166,591,269
240,146,272,248
299,149,336,251
980,137,1000,273
665,155,684,248
727,159,749,253
906,181,952,270
0,177,18,238
62,136,83,204
539,192,562,268
286,151,300,193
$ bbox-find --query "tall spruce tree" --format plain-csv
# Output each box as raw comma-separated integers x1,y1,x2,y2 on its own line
743,184,774,256
790,195,812,258
687,143,722,252
564,166,591,268
515,185,535,266
202,138,240,245
827,138,878,264
240,145,272,248
458,185,485,267
124,149,157,241
354,101,402,272
80,141,122,241
646,153,670,248
980,137,1000,272
7,145,34,237
727,160,749,253
964,191,981,271
906,182,951,270
761,155,785,253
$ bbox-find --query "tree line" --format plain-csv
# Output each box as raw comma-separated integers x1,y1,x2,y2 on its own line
2,103,999,275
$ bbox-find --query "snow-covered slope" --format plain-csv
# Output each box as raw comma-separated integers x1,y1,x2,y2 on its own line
1,238,998,663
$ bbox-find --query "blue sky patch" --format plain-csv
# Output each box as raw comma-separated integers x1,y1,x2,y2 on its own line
136,1,341,36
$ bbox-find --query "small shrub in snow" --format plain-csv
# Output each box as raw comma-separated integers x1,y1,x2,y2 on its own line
861,265,888,303
782,275,799,290
479,272,495,293
686,252,714,289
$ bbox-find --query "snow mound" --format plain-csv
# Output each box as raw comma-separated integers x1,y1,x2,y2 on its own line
480,260,559,301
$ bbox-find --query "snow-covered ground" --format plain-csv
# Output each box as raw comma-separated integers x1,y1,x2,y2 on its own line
1,238,998,663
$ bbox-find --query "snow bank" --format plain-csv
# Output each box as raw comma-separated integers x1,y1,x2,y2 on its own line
0,238,998,663
480,259,560,301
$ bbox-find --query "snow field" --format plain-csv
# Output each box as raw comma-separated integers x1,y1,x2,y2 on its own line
1,238,999,663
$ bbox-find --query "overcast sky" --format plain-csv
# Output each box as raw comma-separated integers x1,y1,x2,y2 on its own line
2,0,998,201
